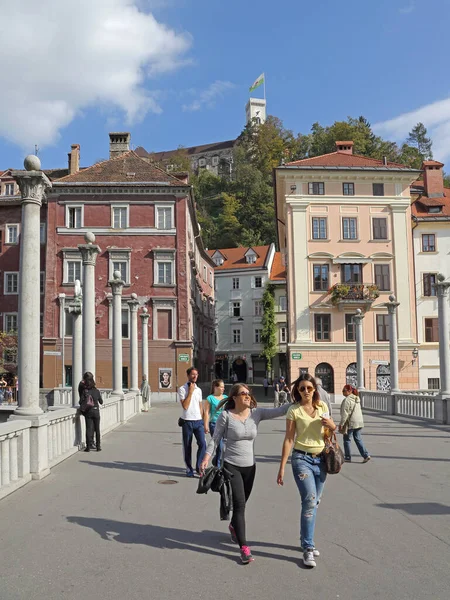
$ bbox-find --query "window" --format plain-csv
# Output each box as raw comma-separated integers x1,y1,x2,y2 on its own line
422,234,436,252
428,378,440,390
154,250,175,286
157,206,173,230
372,218,388,240
5,183,15,196
232,302,241,317
279,296,287,311
425,318,439,342
6,224,19,244
254,329,262,343
312,217,327,239
40,223,46,244
3,348,17,364
4,313,18,332
314,314,331,341
308,182,325,195
119,308,129,338
373,183,384,196
232,329,241,344
113,262,127,282
246,254,257,264
67,261,82,283
280,325,287,343
345,314,356,342
343,183,354,195
157,262,173,285
40,271,45,295
67,206,82,229
213,256,223,266
254,276,262,288
232,277,240,290
428,206,442,214
203,265,207,281
423,273,437,297
342,217,358,240
313,265,329,291
376,315,390,341
65,311,73,337
212,156,219,166
112,206,128,229
5,272,18,294
199,158,206,167
209,270,213,286
374,265,390,291
156,309,173,339
254,300,263,316
341,264,362,284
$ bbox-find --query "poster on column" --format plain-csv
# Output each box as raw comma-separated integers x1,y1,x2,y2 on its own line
159,368,173,389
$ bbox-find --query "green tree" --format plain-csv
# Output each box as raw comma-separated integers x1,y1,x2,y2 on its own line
0,331,18,374
260,284,277,378
215,193,242,248
406,123,433,160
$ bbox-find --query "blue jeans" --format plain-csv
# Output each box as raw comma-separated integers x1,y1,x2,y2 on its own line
182,419,206,474
291,451,327,550
343,428,369,460
209,422,223,468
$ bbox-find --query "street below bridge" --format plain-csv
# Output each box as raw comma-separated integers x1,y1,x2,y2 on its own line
0,402,449,599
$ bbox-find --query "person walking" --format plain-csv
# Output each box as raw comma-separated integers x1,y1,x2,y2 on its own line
140,374,151,412
200,384,290,564
0,375,6,403
315,377,332,417
203,379,227,467
178,367,206,478
263,377,269,397
78,372,103,452
274,375,286,407
277,374,336,568
339,385,371,463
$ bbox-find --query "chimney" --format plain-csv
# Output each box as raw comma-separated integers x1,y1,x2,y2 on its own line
109,132,131,159
68,144,80,174
335,141,354,155
423,160,444,198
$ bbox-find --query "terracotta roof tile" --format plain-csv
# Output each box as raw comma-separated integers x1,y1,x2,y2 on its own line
412,186,450,218
269,252,286,281
285,151,412,169
208,245,271,270
55,151,185,185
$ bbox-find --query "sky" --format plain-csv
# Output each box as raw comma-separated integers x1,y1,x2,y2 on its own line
0,0,449,170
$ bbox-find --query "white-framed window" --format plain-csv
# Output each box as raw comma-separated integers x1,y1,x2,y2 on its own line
67,261,81,283
153,249,176,286
4,313,18,332
254,329,262,343
428,377,440,390
109,249,131,285
65,310,73,337
232,329,241,344
4,183,15,196
255,276,262,288
121,308,130,339
152,299,176,340
279,296,287,311
6,224,19,244
342,217,358,240
203,265,207,281
66,205,83,229
280,325,287,343
232,302,241,317
254,300,263,316
63,250,83,285
246,254,257,264
40,271,45,295
40,223,46,244
213,256,223,266
156,205,174,230
158,263,173,285
112,205,128,229
4,272,18,294
199,157,206,167
209,270,213,287
212,155,219,166
232,277,240,290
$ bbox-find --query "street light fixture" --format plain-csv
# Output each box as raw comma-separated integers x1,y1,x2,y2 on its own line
412,347,419,364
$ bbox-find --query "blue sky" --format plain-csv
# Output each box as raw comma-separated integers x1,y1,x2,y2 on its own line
1,0,450,170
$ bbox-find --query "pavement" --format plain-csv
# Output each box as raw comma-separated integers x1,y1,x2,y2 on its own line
0,401,449,600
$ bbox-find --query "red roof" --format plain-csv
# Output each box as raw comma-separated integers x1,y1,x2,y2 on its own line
270,252,286,281
208,245,271,270
286,151,412,169
412,184,450,218
423,160,444,167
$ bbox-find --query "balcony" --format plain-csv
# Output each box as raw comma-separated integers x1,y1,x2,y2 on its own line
328,283,379,311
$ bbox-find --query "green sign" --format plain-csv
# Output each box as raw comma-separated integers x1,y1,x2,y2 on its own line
291,353,302,360
178,354,190,362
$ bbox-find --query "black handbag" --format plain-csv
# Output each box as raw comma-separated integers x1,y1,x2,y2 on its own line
196,466,219,494
322,430,345,474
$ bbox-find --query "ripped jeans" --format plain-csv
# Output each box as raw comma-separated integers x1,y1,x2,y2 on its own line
291,451,327,550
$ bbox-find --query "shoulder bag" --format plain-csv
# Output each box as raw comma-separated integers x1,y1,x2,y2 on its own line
322,429,345,474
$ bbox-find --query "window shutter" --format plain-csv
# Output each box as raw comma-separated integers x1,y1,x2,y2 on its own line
251,277,255,289
229,301,233,316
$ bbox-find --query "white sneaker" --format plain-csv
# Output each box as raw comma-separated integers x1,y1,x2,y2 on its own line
300,546,320,557
303,549,317,567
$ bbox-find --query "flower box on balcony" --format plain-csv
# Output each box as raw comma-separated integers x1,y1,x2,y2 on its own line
328,283,380,310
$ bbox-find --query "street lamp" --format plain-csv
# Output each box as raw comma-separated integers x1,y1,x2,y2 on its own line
412,347,418,365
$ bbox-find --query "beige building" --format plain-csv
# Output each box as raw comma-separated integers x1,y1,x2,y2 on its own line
275,141,420,397
269,251,288,378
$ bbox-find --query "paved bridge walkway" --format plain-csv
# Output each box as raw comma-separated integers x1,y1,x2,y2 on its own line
0,403,449,600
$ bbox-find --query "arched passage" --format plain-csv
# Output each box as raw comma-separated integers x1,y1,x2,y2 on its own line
315,363,334,394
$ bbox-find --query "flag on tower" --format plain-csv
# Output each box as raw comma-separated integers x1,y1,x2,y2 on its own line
249,73,264,93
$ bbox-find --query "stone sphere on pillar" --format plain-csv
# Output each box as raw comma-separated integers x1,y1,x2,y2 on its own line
142,306,148,314
24,155,41,171
389,294,396,302
356,308,362,315
84,231,96,245
131,293,138,300
437,273,445,282
113,270,122,280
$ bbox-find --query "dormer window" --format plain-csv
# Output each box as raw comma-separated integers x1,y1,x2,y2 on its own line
428,206,442,214
213,256,224,266
246,254,256,264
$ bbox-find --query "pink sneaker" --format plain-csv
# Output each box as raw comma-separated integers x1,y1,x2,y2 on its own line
229,524,238,544
240,545,254,564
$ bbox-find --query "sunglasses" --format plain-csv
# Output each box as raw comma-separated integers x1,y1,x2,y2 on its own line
299,386,314,393
237,391,251,397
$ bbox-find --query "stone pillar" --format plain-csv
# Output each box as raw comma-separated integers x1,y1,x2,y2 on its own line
67,281,83,406
354,308,365,391
127,293,139,392
12,156,51,416
140,307,149,379
78,232,100,375
385,295,400,393
110,270,124,396
436,275,450,397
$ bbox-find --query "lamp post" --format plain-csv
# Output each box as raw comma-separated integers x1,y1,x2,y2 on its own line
354,308,365,390
385,294,400,393
436,274,450,397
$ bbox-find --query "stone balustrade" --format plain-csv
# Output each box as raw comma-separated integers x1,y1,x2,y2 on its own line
359,391,388,412
360,390,447,423
0,421,31,501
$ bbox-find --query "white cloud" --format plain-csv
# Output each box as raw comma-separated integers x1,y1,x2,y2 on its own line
0,0,192,149
374,96,450,162
399,2,415,14
182,81,235,112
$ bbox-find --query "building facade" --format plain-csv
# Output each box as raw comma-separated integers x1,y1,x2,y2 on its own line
275,141,420,397
411,161,450,390
269,251,288,379
210,244,275,384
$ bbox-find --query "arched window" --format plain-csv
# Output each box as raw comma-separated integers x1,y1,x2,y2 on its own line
376,364,391,391
346,363,358,388
315,363,334,393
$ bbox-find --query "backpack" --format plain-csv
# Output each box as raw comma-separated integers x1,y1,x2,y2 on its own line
80,388,95,413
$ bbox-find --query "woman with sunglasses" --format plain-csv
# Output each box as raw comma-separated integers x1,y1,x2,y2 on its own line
277,374,336,568
200,383,290,564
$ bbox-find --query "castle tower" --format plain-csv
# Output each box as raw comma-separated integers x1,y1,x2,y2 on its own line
246,98,266,125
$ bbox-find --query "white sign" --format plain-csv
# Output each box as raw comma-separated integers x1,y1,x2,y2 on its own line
371,360,389,366
44,351,62,356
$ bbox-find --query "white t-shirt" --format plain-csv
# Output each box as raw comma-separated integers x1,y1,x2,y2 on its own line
178,383,203,421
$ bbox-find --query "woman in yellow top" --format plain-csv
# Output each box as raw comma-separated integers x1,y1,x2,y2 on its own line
277,374,336,568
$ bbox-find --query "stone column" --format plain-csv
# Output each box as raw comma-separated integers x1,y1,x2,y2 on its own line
127,293,139,392
67,281,83,406
12,155,51,416
385,295,400,393
354,308,365,391
140,307,149,379
436,274,450,397
78,232,100,375
109,270,124,396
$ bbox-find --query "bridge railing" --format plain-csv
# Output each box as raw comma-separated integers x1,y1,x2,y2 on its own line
359,391,388,412
360,390,447,423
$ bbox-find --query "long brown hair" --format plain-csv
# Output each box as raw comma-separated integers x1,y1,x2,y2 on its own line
210,379,224,395
218,384,257,411
343,384,358,396
291,374,320,407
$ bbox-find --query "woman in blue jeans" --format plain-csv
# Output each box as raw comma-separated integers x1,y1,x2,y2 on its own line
203,379,227,467
277,374,336,568
339,385,371,463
